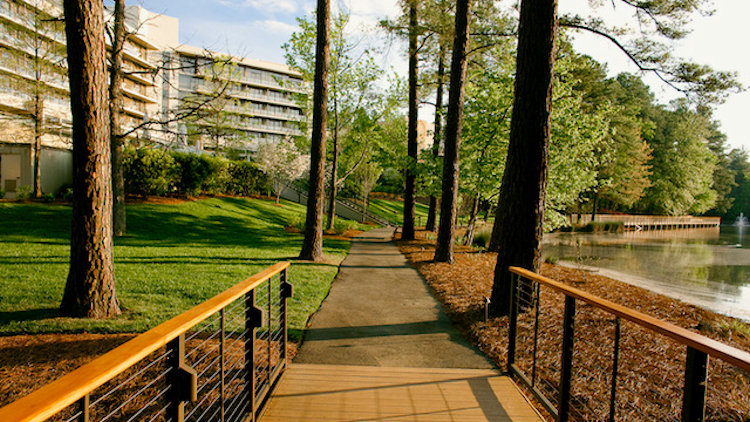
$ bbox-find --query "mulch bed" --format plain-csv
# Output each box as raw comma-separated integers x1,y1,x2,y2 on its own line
397,229,750,422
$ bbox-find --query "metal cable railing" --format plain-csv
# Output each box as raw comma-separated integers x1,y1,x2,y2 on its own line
506,266,750,422
0,262,293,422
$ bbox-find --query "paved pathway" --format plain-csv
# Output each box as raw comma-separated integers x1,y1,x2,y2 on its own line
263,228,542,421
295,227,493,368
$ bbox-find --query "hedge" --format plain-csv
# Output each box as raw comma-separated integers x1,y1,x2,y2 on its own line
123,147,270,197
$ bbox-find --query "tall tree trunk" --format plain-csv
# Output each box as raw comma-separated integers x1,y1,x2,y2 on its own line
327,99,339,231
488,0,557,315
434,0,472,263
60,0,120,318
426,44,446,232
33,95,43,197
464,195,480,246
299,0,330,261
402,2,419,241
110,0,126,236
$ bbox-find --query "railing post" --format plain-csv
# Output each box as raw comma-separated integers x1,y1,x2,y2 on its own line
507,272,519,373
558,296,576,422
280,268,293,366
245,290,264,421
167,334,197,422
681,346,709,422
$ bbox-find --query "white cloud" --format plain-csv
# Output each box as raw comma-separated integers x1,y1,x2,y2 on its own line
258,19,298,35
216,0,299,14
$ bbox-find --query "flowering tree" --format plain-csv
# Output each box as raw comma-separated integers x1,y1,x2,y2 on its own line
255,138,309,204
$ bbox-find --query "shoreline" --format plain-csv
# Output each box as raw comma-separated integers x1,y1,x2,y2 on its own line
555,260,750,322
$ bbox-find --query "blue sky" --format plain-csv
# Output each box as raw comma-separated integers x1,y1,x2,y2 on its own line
123,0,749,151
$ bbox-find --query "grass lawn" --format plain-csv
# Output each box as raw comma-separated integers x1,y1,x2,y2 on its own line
367,198,430,226
0,197,367,340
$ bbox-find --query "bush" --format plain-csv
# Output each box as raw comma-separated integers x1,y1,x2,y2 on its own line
287,216,305,232
123,147,179,196
16,185,32,201
472,228,492,248
227,161,269,196
171,153,230,196
333,219,353,235
42,193,55,203
0,189,4,199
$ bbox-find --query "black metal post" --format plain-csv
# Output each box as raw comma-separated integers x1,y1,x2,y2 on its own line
558,296,576,422
507,272,519,373
681,346,709,422
167,334,197,422
280,268,293,366
608,317,621,422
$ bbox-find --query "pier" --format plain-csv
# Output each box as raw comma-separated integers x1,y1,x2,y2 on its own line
571,214,721,231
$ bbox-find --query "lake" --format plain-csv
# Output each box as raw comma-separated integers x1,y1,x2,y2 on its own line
543,225,750,322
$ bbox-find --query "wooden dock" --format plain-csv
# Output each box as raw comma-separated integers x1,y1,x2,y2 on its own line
571,214,721,231
261,364,543,421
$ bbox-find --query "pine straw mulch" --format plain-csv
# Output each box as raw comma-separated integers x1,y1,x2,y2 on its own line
397,229,750,422
0,334,300,412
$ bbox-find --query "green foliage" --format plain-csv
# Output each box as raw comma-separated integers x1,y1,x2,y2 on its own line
227,161,270,196
471,228,492,249
638,101,718,215
172,152,231,196
723,149,750,221
333,219,353,235
123,148,269,198
42,193,55,203
0,189,4,199
123,147,179,196
16,185,32,201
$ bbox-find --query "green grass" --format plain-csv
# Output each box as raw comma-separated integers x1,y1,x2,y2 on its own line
0,197,368,339
367,198,431,226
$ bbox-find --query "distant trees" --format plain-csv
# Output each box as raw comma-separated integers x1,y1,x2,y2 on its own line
60,0,120,318
488,0,740,315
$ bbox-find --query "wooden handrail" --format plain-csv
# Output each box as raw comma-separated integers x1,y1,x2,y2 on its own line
509,266,750,373
0,261,290,422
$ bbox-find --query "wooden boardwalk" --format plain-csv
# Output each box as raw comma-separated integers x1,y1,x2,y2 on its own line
262,364,543,421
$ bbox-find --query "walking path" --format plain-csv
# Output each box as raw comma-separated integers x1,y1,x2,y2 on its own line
263,227,542,421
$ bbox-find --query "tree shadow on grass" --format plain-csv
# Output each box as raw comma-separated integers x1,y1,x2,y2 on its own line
0,308,60,324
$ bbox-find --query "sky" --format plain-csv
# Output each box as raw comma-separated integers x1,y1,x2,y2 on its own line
125,0,750,151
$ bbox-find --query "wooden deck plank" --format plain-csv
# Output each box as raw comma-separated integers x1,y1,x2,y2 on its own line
262,364,543,422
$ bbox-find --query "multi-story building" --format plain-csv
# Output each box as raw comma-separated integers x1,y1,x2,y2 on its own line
163,45,305,156
0,3,306,198
0,0,166,198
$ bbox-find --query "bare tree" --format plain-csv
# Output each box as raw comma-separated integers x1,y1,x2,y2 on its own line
299,0,330,261
60,0,120,318
433,0,472,263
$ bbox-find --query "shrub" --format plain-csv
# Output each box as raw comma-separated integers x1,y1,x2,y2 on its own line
333,219,353,235
42,193,55,203
16,185,32,201
227,161,269,196
0,189,4,199
287,216,305,232
123,147,179,196
472,228,492,248
171,152,215,196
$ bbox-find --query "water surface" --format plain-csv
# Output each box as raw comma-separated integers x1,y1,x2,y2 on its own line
543,226,750,321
